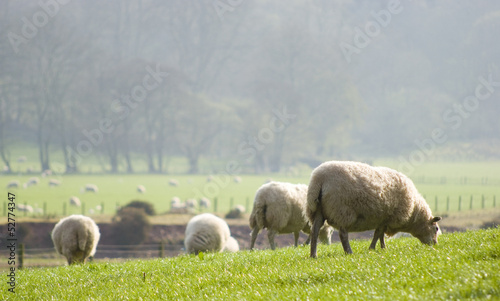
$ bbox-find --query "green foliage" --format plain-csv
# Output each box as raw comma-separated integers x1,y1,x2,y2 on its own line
4,228,499,300
120,200,156,216
111,207,151,245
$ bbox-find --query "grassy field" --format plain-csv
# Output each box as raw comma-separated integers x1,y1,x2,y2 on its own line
2,228,499,300
1,161,500,221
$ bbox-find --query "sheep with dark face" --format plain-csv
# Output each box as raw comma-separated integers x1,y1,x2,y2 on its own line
307,161,441,258
249,181,333,250
51,215,100,264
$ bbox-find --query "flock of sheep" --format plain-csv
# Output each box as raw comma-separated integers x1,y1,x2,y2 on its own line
47,160,442,264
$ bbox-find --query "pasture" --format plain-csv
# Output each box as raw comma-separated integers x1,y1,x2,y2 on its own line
1,161,500,222
2,228,499,300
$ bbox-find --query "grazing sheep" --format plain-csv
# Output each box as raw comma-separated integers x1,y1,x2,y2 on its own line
249,182,333,250
17,156,27,163
84,184,98,193
185,199,197,209
69,196,81,207
168,179,179,187
199,197,211,209
225,205,246,219
51,215,100,265
307,161,442,258
184,213,238,254
171,197,181,206
23,177,39,188
6,180,20,189
49,179,61,187
233,176,242,183
137,185,146,193
42,169,52,177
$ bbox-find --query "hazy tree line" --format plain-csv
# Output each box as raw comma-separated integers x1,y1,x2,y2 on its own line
1,0,499,174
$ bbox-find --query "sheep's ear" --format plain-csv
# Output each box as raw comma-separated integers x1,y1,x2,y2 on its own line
431,216,442,223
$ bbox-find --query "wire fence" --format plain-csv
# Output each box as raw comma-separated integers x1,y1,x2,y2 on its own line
0,243,184,269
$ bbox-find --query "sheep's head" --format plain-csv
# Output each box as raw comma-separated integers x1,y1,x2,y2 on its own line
415,216,442,245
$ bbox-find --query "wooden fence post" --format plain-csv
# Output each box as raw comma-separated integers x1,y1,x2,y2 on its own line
159,241,165,258
458,196,462,211
18,243,24,269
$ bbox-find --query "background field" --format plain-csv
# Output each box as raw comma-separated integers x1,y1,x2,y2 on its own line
2,228,499,300
2,160,500,222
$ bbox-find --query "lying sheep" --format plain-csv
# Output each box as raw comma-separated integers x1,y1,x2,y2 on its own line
184,213,239,254
51,215,100,264
249,181,333,250
18,204,34,213
168,179,179,187
69,196,81,207
307,161,442,258
137,185,146,193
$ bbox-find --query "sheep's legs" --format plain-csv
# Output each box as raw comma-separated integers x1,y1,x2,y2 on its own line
267,229,277,250
293,231,300,247
310,210,324,258
369,227,385,249
304,235,311,245
250,228,260,250
339,228,353,254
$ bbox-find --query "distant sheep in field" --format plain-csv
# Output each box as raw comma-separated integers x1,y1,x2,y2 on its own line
171,197,181,206
49,179,61,187
185,199,196,209
17,156,27,163
249,181,333,250
307,161,442,258
6,180,20,189
233,176,242,183
42,169,52,177
168,179,179,187
199,197,211,209
137,185,146,193
51,215,100,265
69,196,81,207
206,175,214,182
184,213,239,254
225,205,246,219
23,177,39,188
3,165,9,172
18,204,34,213
83,184,98,193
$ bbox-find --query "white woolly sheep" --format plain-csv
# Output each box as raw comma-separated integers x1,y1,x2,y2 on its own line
51,215,100,264
225,205,246,219
137,185,146,193
249,181,333,250
49,179,61,187
171,197,181,206
6,180,20,189
69,196,81,207
84,184,98,193
17,156,27,163
23,177,39,188
185,213,238,254
307,161,442,258
168,179,179,187
18,204,34,213
185,199,196,208
233,176,242,183
199,197,211,209
42,169,52,177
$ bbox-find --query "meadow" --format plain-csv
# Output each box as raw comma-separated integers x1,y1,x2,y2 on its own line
2,227,499,300
1,160,500,221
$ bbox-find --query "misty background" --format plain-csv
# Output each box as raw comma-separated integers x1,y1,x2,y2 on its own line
1,0,499,175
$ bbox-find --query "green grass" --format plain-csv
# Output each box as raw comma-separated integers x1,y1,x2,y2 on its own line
3,228,499,300
1,161,500,219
